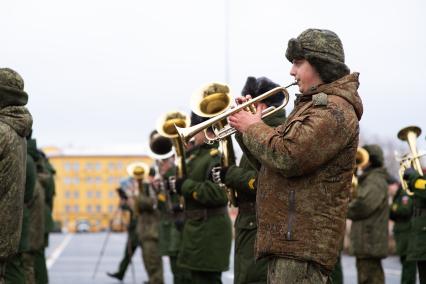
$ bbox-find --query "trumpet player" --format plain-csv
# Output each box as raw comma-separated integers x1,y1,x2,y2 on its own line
228,29,363,283
347,145,389,284
176,109,232,284
210,76,286,284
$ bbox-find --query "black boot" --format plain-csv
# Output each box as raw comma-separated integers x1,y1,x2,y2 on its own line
106,272,124,281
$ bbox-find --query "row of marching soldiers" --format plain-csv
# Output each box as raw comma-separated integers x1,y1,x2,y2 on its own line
0,68,56,284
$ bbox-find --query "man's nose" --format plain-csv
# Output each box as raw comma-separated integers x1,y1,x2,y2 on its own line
289,64,296,76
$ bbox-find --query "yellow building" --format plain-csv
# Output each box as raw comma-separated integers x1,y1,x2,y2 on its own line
46,147,152,233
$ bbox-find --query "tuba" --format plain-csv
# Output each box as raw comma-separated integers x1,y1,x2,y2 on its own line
397,126,425,195
149,130,173,160
156,111,190,179
351,147,369,198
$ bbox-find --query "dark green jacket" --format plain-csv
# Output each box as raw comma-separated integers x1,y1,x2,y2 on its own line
405,172,426,261
347,167,389,258
0,87,32,260
389,186,413,256
178,143,232,272
223,109,286,283
18,139,38,252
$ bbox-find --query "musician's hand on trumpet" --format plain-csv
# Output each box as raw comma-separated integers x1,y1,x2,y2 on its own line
228,95,267,133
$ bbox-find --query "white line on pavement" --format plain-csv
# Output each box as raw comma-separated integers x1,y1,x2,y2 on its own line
46,234,73,270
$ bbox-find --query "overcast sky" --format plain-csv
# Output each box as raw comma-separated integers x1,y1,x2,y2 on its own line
1,0,425,152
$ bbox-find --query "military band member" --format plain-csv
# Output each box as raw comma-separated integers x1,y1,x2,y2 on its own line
389,182,417,284
404,166,426,283
214,76,286,284
107,187,139,281
154,157,192,284
229,29,363,283
176,112,232,284
0,68,33,284
134,168,164,284
347,144,389,284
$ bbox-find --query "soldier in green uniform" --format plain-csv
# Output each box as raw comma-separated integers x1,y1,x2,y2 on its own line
107,186,139,281
403,165,426,283
213,76,286,284
155,158,191,284
389,183,417,284
0,68,33,284
132,165,164,284
4,134,36,284
33,150,55,284
176,111,233,284
347,144,389,284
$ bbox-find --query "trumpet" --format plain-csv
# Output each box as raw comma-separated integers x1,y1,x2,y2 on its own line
149,130,174,160
156,111,190,178
397,126,425,195
175,82,296,146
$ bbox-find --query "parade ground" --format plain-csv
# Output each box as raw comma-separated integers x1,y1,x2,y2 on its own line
46,232,405,284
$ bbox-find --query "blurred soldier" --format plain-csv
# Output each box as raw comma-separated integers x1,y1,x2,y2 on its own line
155,158,191,284
22,141,45,284
4,134,36,284
214,76,286,284
389,182,417,284
404,166,426,283
229,29,362,283
33,150,55,284
0,68,33,284
107,187,139,281
134,168,164,284
176,110,233,284
347,144,389,284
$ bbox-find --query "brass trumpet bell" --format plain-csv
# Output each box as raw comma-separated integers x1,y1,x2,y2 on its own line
191,82,232,118
356,147,369,169
127,162,150,180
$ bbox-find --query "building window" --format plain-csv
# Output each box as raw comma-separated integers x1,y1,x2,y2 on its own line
86,177,92,184
64,177,71,184
73,162,80,171
108,205,114,213
86,163,93,171
73,177,80,184
96,191,101,198
109,191,115,198
96,177,102,184
87,191,93,198
74,205,79,213
108,162,115,171
65,205,71,213
96,205,101,213
95,163,101,171
116,162,123,170
108,177,114,184
64,162,71,172
74,191,79,199
87,205,92,213
65,191,71,199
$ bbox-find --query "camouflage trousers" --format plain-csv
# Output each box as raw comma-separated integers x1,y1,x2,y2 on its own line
356,258,384,284
267,258,329,284
140,239,163,284
22,252,36,284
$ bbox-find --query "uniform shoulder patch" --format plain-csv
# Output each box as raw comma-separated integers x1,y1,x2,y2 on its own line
248,178,256,190
210,149,219,157
312,92,328,106
414,178,426,190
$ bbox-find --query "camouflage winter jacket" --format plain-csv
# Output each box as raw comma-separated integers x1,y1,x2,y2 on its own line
0,86,32,260
241,73,363,271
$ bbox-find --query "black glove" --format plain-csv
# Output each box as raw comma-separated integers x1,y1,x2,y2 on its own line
175,177,185,195
208,166,229,184
220,166,229,181
172,203,184,213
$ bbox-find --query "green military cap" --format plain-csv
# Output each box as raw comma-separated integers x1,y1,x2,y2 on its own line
0,68,24,90
363,144,384,167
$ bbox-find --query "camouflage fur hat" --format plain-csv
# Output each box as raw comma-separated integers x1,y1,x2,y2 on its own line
241,76,284,107
285,29,350,83
0,68,24,90
363,144,384,168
